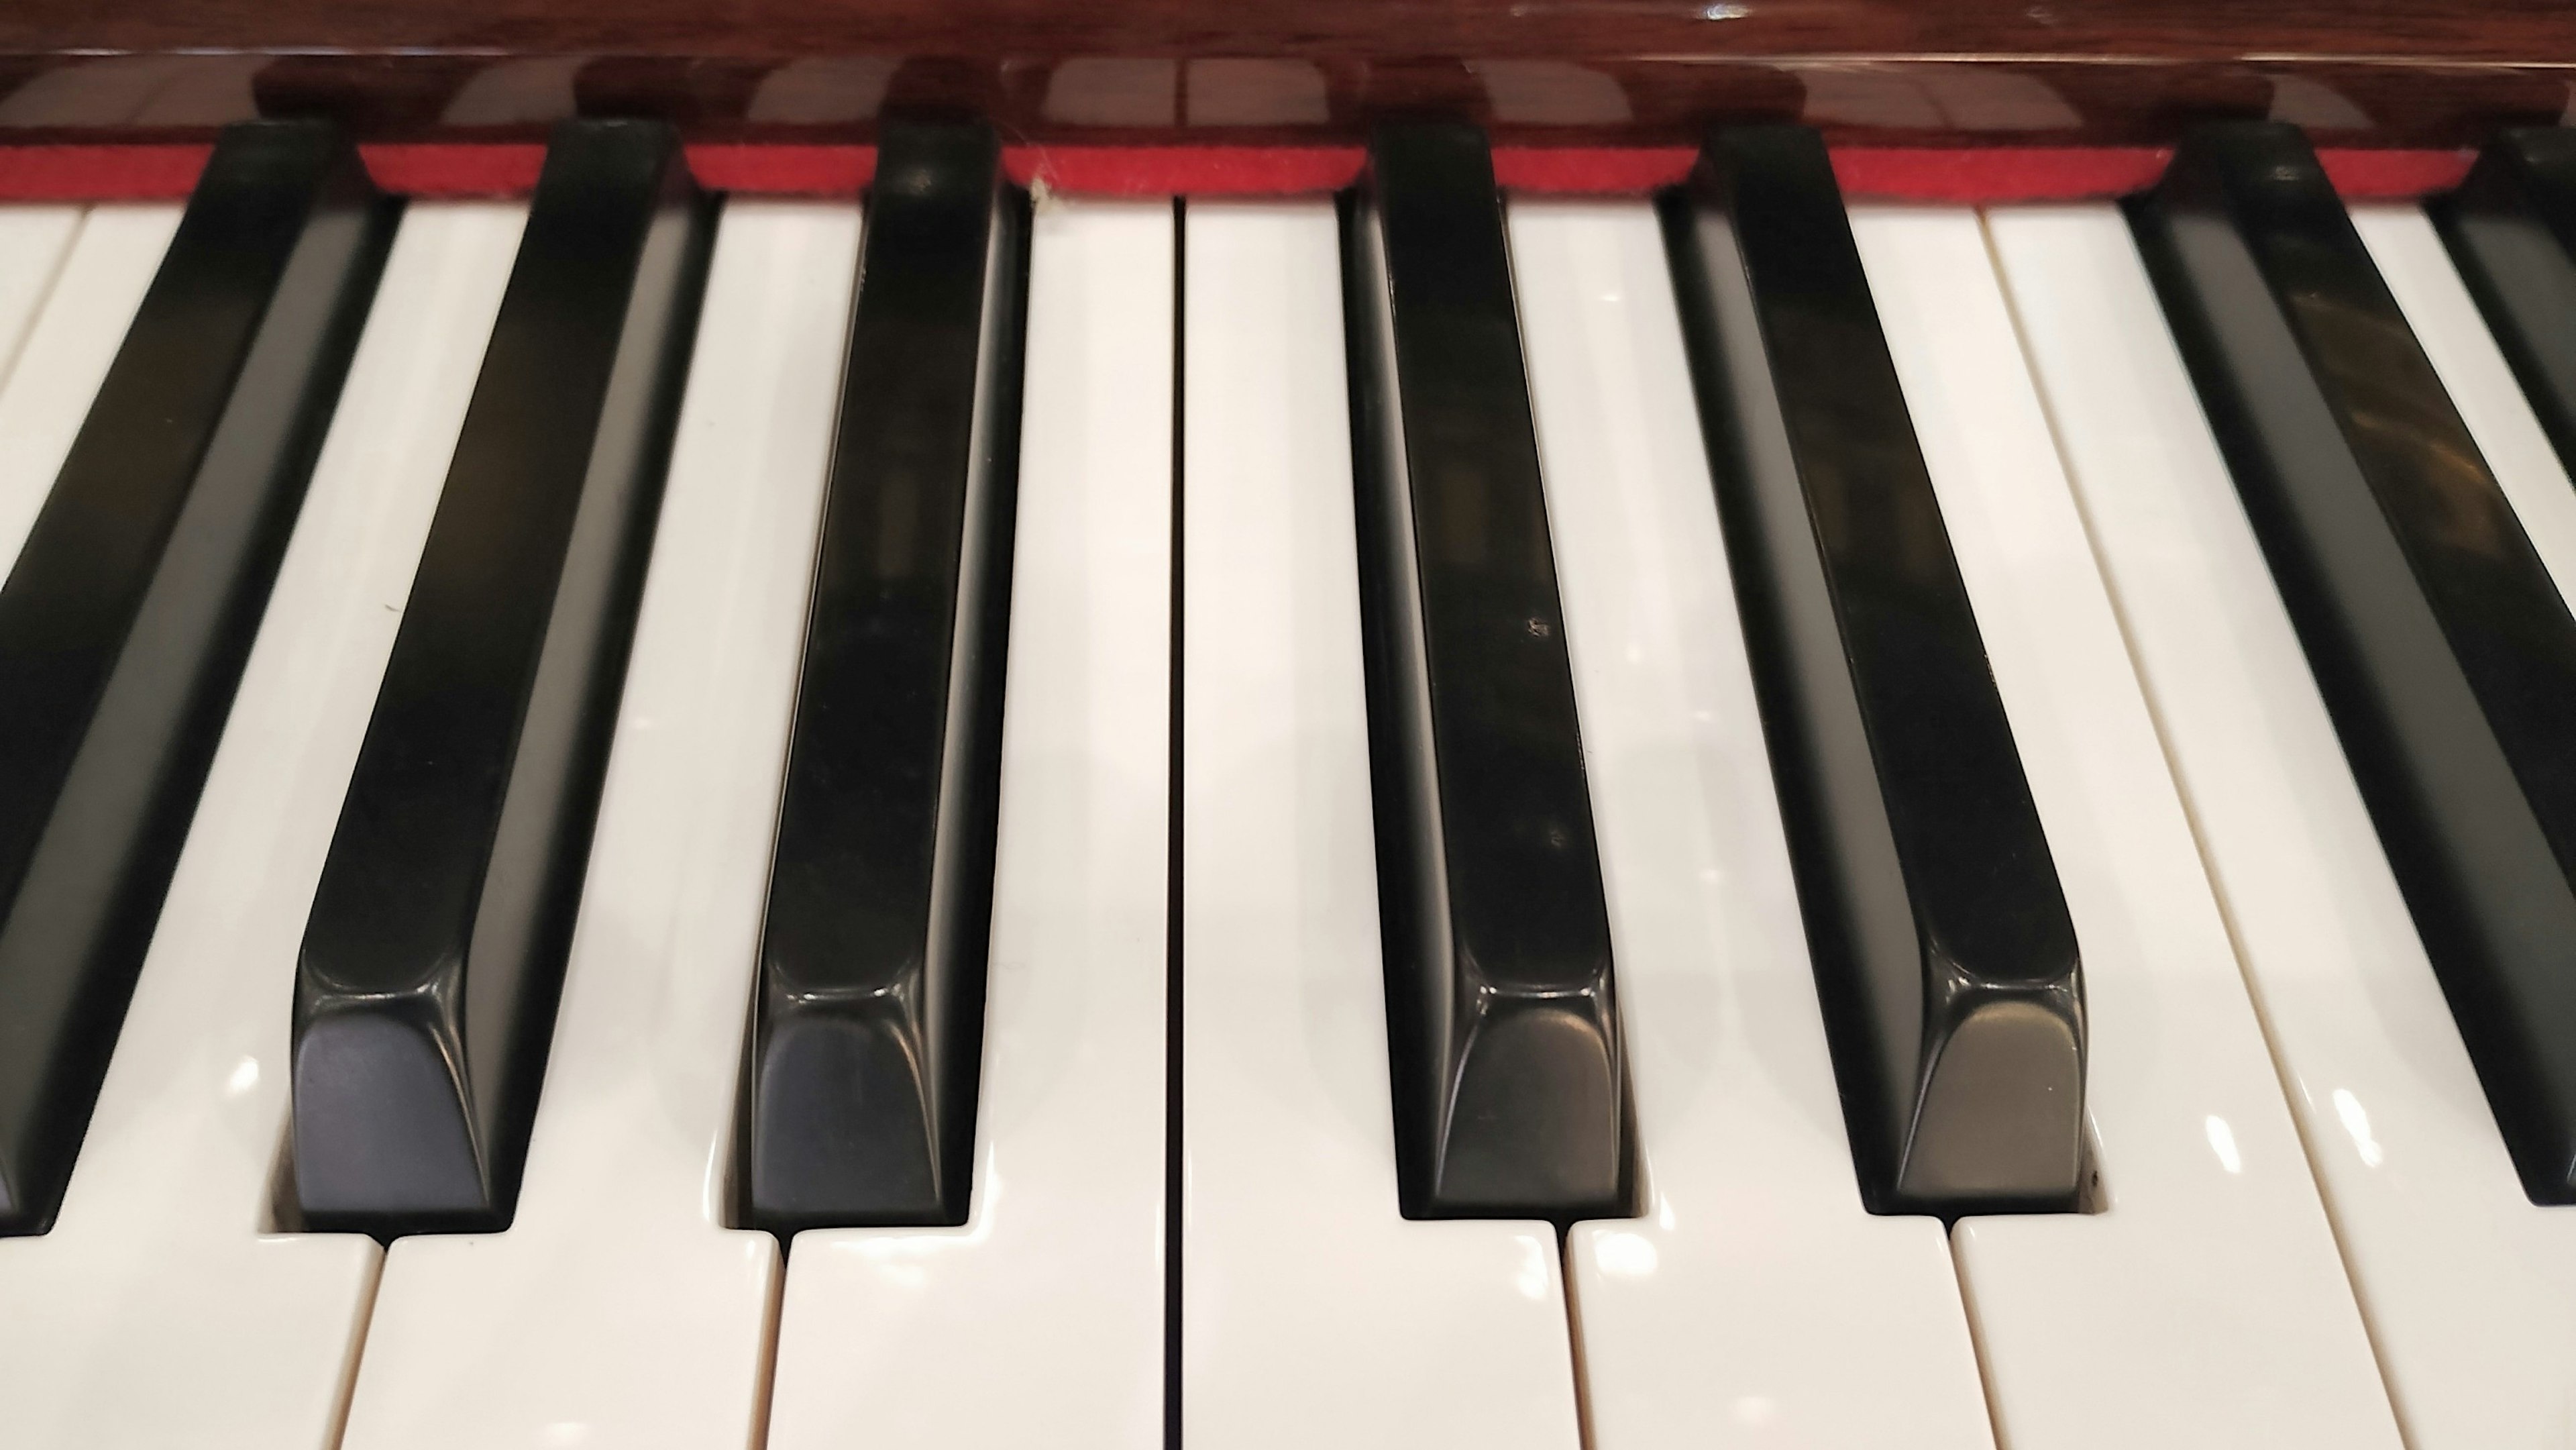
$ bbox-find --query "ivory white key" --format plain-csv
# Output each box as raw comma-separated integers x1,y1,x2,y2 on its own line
1179,199,1583,1450
1506,198,1992,1450
1840,203,2399,1449
335,199,859,1449
0,201,522,1449
1988,201,2576,1448
0,205,179,582
0,204,79,390
763,196,1170,1450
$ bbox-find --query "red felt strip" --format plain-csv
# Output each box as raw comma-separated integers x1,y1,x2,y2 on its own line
688,144,875,195
0,140,2491,207
0,144,211,201
363,143,545,197
2320,148,2475,199
1004,145,1364,196
1831,147,2174,202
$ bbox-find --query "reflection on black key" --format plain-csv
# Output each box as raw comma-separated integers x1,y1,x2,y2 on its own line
1342,122,1631,1221
1661,125,2085,1214
741,120,1027,1233
292,120,713,1235
0,123,394,1237
2133,121,2576,1204
2434,128,2576,482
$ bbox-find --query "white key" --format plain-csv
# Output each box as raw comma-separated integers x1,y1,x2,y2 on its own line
1986,201,2576,1449
336,199,859,1450
1509,197,1991,1450
1844,202,2400,1449
764,197,1171,1450
1179,199,1584,1450
0,205,180,582
0,201,523,1449
0,204,82,390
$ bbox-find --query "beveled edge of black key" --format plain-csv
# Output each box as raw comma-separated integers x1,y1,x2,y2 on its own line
739,116,1030,1236
291,117,710,1238
0,119,395,1237
1344,120,1636,1223
2431,127,2576,483
2135,121,2576,1204
1662,122,2088,1216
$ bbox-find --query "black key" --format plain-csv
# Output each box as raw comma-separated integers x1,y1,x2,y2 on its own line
1342,122,1631,1221
291,119,714,1235
0,122,393,1237
2433,128,2576,483
740,119,1028,1233
2132,121,2576,1204
1660,125,2086,1214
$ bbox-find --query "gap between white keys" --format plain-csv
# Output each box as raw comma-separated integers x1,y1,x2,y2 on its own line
1180,197,1584,1450
763,196,1171,1450
337,199,857,1450
0,200,521,1450
1847,203,2398,1449
1510,196,1995,1450
1990,199,2576,1449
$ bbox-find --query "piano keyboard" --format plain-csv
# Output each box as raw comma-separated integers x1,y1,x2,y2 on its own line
0,115,2571,1450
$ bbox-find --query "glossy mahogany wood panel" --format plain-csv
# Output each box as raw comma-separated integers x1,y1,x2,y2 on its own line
0,48,2569,149
1662,124,2084,1213
292,119,714,1236
0,0,2567,64
2436,129,2576,482
1344,123,1631,1220
2132,120,2576,1204
0,121,393,1235
741,119,1027,1234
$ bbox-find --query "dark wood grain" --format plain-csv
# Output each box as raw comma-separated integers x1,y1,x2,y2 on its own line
0,0,2568,145
1,0,2568,62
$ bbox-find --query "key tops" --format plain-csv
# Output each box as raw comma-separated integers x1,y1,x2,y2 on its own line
1662,125,2086,1213
0,122,394,1235
1344,123,1633,1219
292,120,714,1235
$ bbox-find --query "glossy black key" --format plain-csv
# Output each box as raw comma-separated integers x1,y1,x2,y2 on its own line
740,119,1027,1233
292,119,713,1235
2434,128,2576,482
0,122,393,1237
2132,121,2576,1203
1661,125,2085,1214
1342,122,1631,1220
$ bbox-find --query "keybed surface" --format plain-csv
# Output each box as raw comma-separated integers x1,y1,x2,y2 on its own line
1,118,2573,1447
